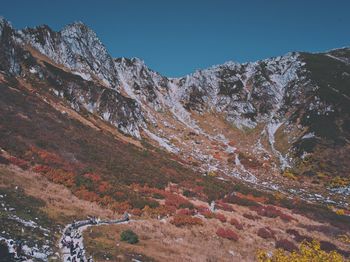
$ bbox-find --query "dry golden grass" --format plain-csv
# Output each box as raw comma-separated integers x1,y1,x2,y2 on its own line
0,165,115,224
83,195,350,262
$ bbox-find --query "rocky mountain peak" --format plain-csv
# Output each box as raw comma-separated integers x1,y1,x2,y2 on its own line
0,18,349,187
0,17,13,38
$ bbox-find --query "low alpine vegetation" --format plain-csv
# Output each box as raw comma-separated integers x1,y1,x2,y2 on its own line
120,229,139,244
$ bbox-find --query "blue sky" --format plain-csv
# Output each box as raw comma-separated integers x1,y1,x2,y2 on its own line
1,0,350,77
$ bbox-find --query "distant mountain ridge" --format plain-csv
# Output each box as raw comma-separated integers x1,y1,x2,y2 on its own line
1,17,349,201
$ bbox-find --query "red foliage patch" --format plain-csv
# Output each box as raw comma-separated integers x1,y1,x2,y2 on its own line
8,157,29,169
235,192,267,204
213,152,222,160
83,173,101,183
279,212,295,222
196,205,209,213
243,213,261,220
216,227,239,241
230,218,243,230
165,193,193,209
251,205,296,222
216,200,235,212
111,201,131,214
45,168,76,187
192,185,204,195
224,194,260,207
275,239,298,252
199,210,215,219
257,227,275,239
115,191,125,199
98,181,112,193
32,164,51,174
130,208,143,216
177,208,195,216
251,205,279,218
215,213,227,223
75,186,100,202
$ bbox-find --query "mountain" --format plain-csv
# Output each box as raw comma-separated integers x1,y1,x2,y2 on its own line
0,17,349,261
1,17,349,195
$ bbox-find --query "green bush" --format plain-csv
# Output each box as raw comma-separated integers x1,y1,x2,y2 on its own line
120,229,139,244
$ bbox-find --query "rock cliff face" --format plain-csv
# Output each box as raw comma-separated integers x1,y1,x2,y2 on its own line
1,17,349,197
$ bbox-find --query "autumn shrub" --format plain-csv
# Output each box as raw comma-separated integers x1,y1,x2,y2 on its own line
97,195,114,206
215,213,227,223
196,205,210,213
165,193,192,209
243,213,261,220
216,200,235,212
257,240,345,262
257,227,275,239
97,181,112,194
216,227,239,241
114,191,126,201
111,201,131,214
75,186,100,202
235,192,268,204
177,208,195,216
171,215,203,227
230,218,243,230
200,210,215,219
8,156,29,169
32,164,51,174
279,212,295,222
251,205,279,218
192,185,204,195
197,176,232,202
45,169,76,187
224,194,260,207
120,229,139,244
275,239,298,252
130,208,143,216
83,172,101,183
251,205,295,222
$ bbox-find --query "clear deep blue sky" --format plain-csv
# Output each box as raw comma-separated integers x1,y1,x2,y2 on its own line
1,0,350,77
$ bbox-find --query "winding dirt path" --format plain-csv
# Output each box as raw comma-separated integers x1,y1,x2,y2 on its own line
59,215,130,262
